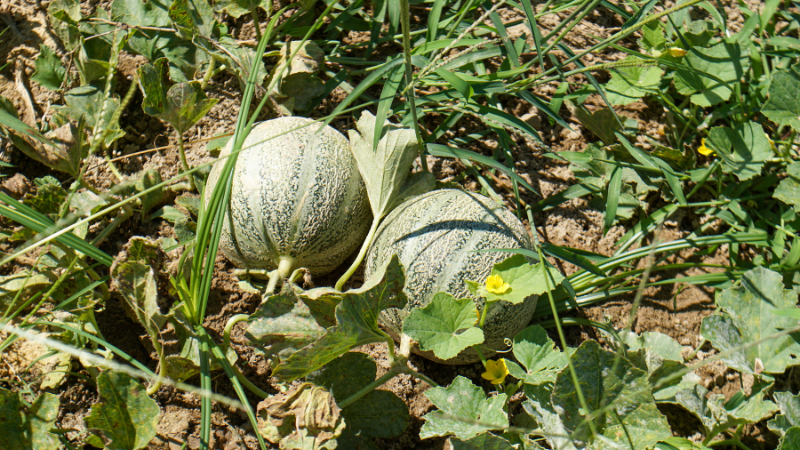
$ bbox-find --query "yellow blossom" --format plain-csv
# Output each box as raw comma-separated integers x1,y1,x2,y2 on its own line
697,138,715,156
485,275,510,295
667,47,687,58
481,359,509,385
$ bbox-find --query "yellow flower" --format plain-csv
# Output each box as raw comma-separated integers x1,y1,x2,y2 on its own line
485,274,510,295
697,138,715,156
481,359,509,385
667,47,687,58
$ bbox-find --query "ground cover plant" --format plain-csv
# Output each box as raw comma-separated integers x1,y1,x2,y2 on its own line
1,0,800,449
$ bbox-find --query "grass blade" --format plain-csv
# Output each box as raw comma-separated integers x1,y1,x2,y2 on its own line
427,143,538,194
604,165,622,233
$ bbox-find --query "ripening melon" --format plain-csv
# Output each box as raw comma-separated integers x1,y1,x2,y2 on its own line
205,117,372,277
364,189,537,364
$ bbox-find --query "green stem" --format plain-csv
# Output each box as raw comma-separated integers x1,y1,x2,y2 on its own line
223,314,250,350
339,370,397,409
262,269,280,298
335,218,380,291
176,133,196,192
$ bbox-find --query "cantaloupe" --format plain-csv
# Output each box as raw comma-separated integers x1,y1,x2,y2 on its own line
205,117,372,277
364,189,537,364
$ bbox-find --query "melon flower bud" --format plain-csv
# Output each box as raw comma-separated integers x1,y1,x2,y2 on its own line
485,274,510,295
481,359,509,385
697,138,715,156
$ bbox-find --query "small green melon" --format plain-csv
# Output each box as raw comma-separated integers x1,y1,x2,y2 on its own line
205,117,372,277
364,189,537,364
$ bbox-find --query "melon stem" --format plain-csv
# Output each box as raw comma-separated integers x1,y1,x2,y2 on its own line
335,218,380,292
261,257,297,300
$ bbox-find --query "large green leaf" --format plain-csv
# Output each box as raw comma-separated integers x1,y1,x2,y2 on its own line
763,63,800,132
245,286,327,364
465,254,564,305
768,392,800,438
271,256,407,381
505,325,570,386
700,266,800,375
552,340,671,449
403,292,484,361
676,382,776,436
705,122,771,181
0,390,60,450
308,353,409,446
110,238,167,349
522,383,576,450
775,161,800,207
618,331,701,402
605,58,662,105
420,376,508,440
349,111,418,219
85,371,160,450
673,41,750,107
451,433,515,450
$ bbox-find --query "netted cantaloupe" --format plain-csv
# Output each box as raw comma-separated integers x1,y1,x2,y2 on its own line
205,117,372,277
364,189,537,364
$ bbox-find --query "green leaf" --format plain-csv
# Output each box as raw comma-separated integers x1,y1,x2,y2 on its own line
618,331,701,402
763,63,800,132
168,0,217,39
776,161,800,207
780,427,800,450
59,85,119,129
139,59,218,134
349,111,418,219
552,340,671,449
673,41,750,107
676,382,777,435
420,376,508,440
341,390,409,439
31,45,66,91
622,330,683,362
213,0,269,17
403,292,484,361
522,383,576,450
451,433,515,450
0,389,60,450
506,325,569,386
271,256,407,381
700,266,800,374
25,176,67,217
308,352,375,401
768,392,800,438
85,371,160,450
309,353,409,444
134,169,165,220
270,41,326,112
245,286,327,365
110,235,167,350
705,122,771,181
572,107,621,146
605,58,662,105
466,254,564,304
639,21,667,54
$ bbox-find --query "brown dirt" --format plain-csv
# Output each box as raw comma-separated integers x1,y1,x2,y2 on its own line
0,1,787,450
